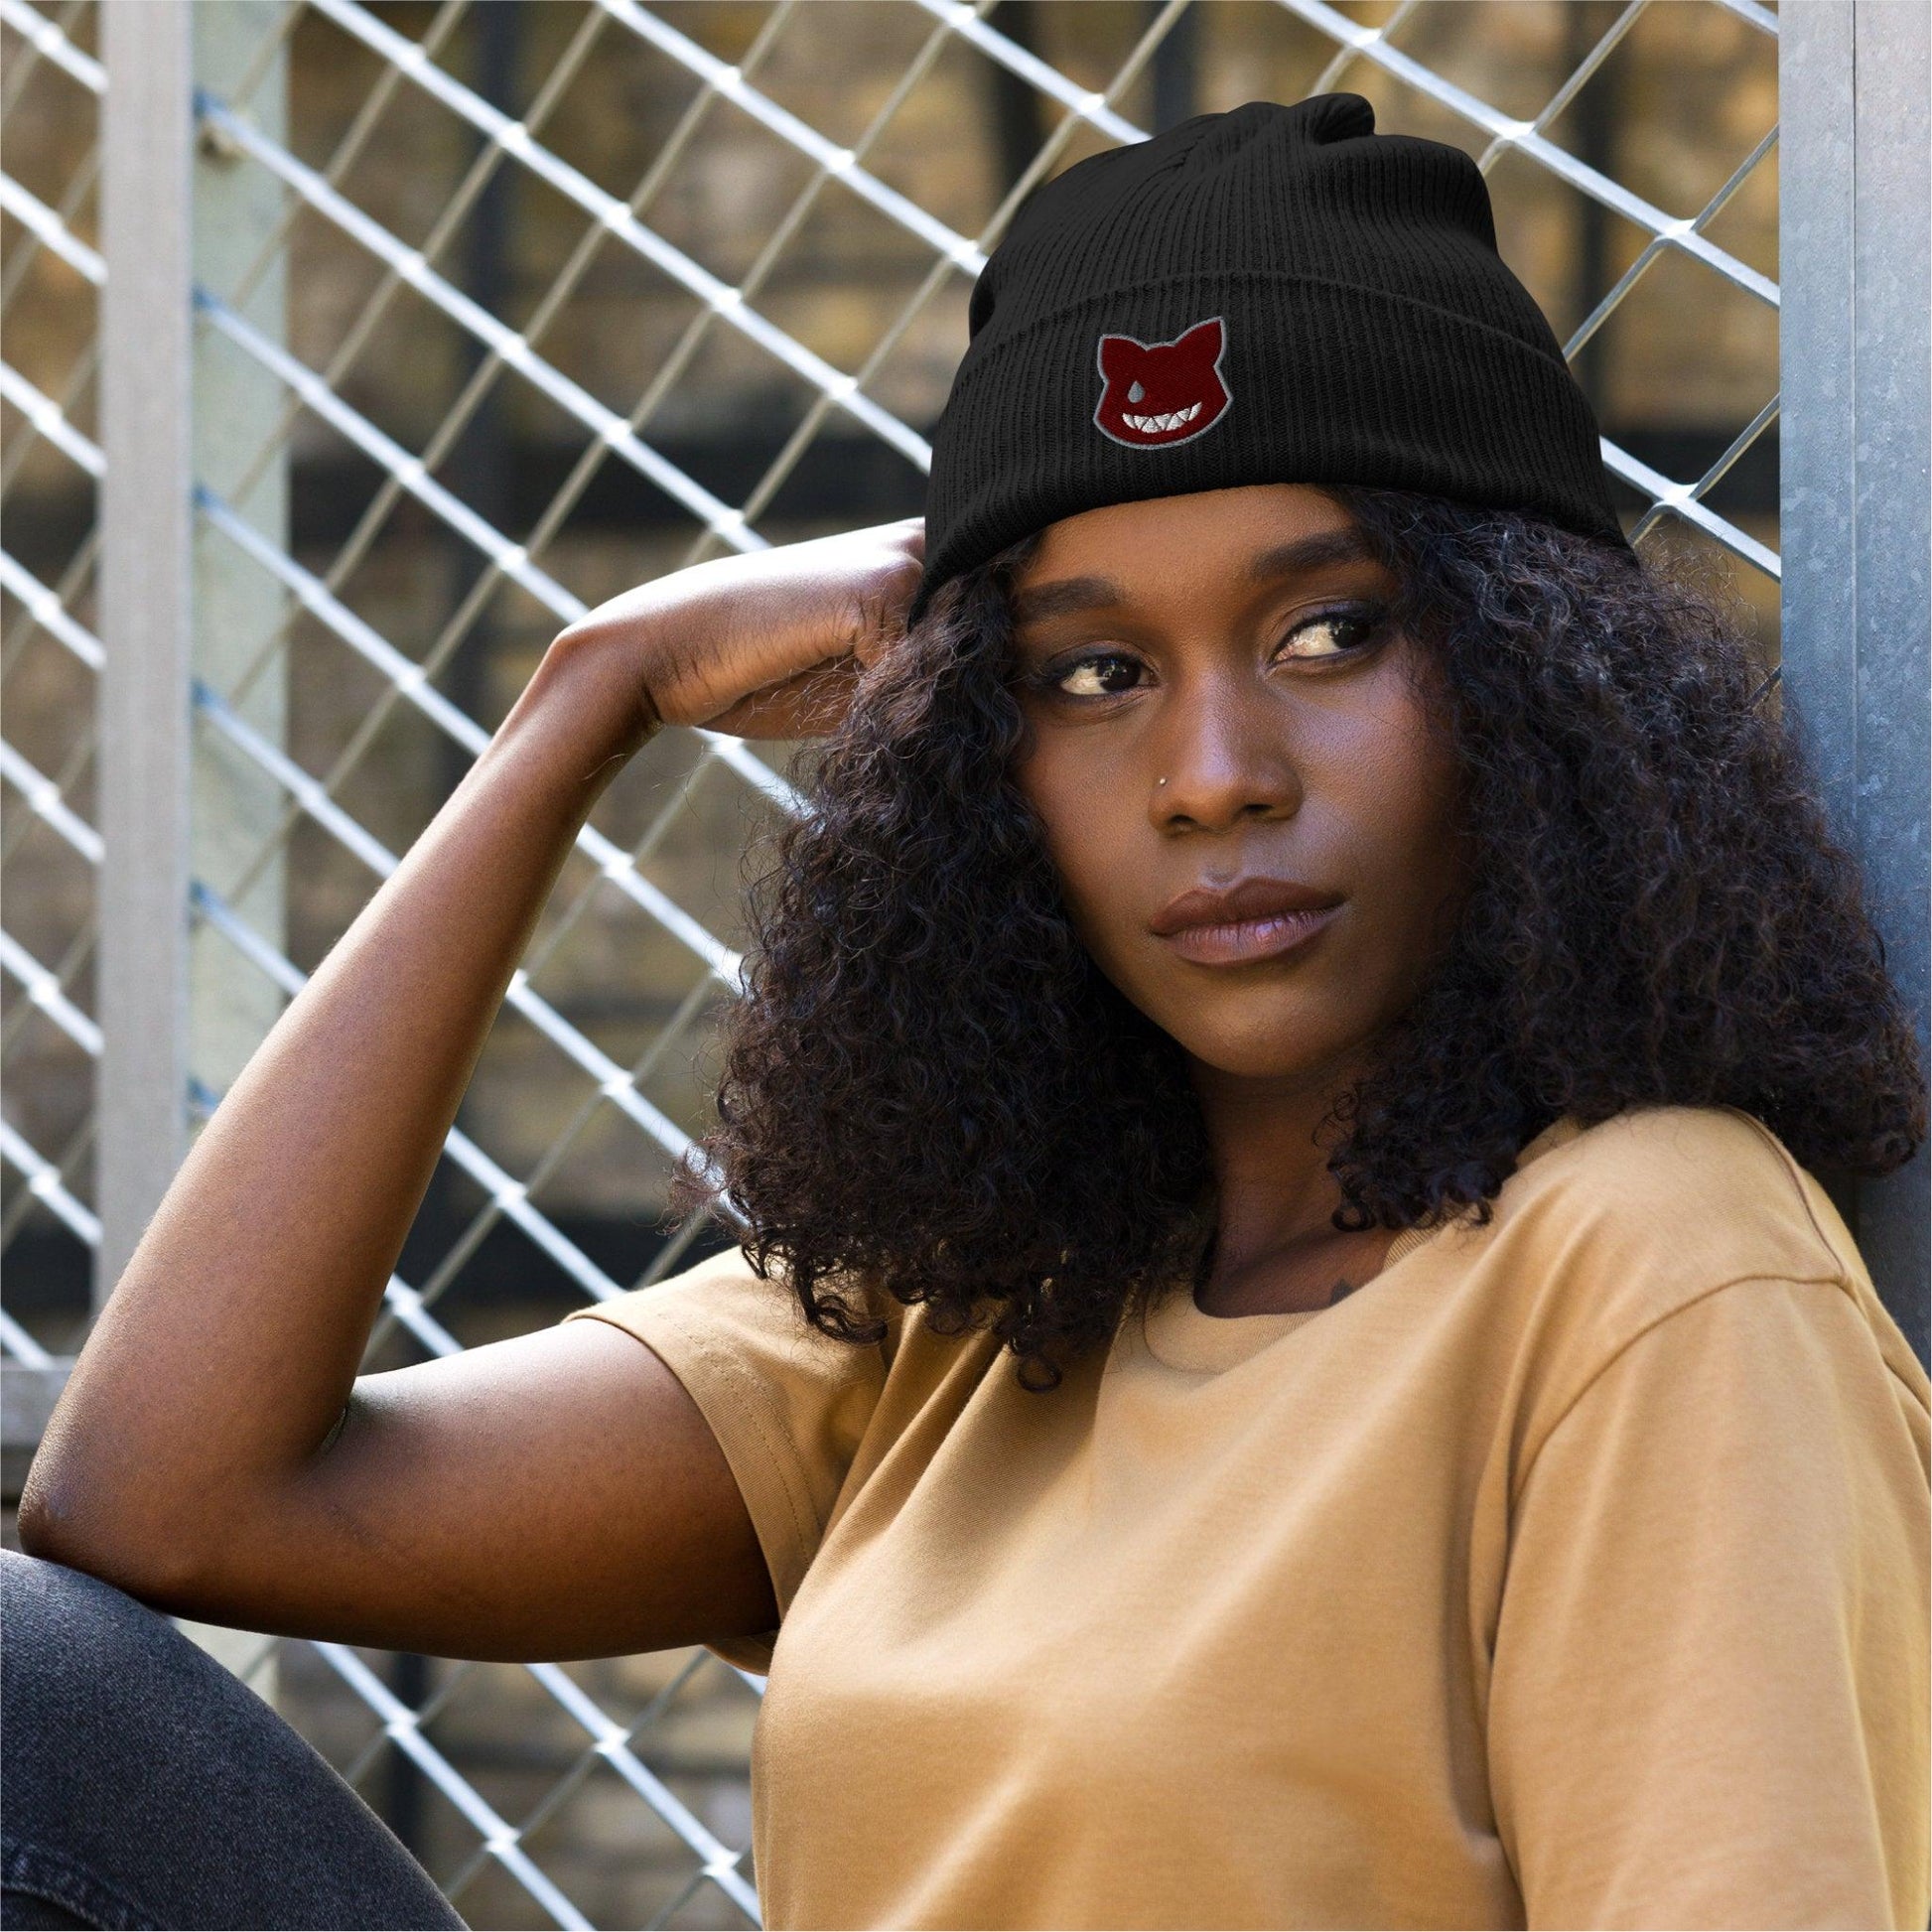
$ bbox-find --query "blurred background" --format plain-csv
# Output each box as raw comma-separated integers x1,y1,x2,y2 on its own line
3,2,1916,1927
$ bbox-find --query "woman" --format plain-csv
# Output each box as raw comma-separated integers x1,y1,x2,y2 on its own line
8,96,1927,1931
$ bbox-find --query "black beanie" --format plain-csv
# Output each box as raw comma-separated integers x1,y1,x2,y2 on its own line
909,93,1630,623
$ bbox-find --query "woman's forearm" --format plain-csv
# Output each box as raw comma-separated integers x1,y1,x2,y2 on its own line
21,514,928,1590
23,631,652,1582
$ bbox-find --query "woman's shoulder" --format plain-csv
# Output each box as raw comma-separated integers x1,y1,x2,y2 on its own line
571,1240,913,1369
1438,1104,1918,1417
1490,1102,1858,1293
1449,1105,1930,1511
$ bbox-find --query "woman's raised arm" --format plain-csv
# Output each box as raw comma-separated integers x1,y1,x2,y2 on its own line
16,518,923,1662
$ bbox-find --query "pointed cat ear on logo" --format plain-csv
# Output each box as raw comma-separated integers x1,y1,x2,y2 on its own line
1093,316,1231,449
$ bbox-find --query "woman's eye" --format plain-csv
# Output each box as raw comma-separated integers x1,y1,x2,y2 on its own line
1277,607,1384,659
1052,652,1144,697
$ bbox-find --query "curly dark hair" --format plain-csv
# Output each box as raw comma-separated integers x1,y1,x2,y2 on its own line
672,487,1927,1390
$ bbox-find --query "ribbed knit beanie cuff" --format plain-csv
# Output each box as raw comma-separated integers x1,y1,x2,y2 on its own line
909,93,1630,625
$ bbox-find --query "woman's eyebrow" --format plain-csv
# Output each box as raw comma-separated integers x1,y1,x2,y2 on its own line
1010,526,1380,628
1009,575,1119,626
1243,526,1380,583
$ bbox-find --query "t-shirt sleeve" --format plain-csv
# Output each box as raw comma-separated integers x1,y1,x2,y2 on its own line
1487,1274,1930,1930
560,1245,893,1674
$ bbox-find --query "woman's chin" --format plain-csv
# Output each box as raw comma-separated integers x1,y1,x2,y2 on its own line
1155,1003,1367,1091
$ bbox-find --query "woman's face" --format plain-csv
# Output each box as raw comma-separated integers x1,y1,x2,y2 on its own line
1008,483,1468,1090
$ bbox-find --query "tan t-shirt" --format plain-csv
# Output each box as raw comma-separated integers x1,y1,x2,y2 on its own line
563,1105,1930,1929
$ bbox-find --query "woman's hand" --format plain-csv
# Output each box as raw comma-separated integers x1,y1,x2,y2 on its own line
557,515,926,742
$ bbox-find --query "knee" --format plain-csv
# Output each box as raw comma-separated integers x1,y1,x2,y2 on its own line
0,1547,252,1807
0,1549,189,1709
3,1547,288,1863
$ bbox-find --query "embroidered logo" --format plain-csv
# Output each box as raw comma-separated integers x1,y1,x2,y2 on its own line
1093,317,1231,449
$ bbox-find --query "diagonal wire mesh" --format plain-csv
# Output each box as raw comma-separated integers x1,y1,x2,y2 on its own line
2,2,1781,1923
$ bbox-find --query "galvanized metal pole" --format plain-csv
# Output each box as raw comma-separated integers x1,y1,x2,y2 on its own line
1780,0,1932,1364
98,0,194,1306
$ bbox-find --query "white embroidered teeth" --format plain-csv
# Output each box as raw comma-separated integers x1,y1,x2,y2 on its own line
1122,401,1203,433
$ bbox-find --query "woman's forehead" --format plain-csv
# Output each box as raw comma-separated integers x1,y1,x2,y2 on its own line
1022,483,1357,565
1010,484,1381,621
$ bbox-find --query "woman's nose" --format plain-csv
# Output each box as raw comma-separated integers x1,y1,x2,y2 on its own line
1150,684,1304,833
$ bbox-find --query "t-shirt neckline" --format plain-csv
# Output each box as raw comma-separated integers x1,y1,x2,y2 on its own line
1134,1116,1584,1373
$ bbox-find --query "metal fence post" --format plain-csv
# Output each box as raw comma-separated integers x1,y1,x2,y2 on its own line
98,0,193,1305
98,0,291,1693
98,0,292,1298
1780,0,1932,1366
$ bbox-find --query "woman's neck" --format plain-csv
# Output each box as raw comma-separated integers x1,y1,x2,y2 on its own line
1189,1054,1392,1315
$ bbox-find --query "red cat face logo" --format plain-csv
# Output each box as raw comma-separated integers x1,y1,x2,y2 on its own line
1093,317,1231,448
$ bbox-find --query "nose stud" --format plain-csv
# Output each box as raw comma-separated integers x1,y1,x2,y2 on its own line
1157,777,1169,787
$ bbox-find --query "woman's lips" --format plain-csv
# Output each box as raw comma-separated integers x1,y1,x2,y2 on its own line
1148,877,1344,966
1156,901,1341,966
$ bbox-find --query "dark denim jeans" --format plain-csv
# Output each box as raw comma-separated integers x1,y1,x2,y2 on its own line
1,1550,465,1930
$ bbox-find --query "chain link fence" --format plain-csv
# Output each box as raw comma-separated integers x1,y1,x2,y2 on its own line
0,1,1837,1924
